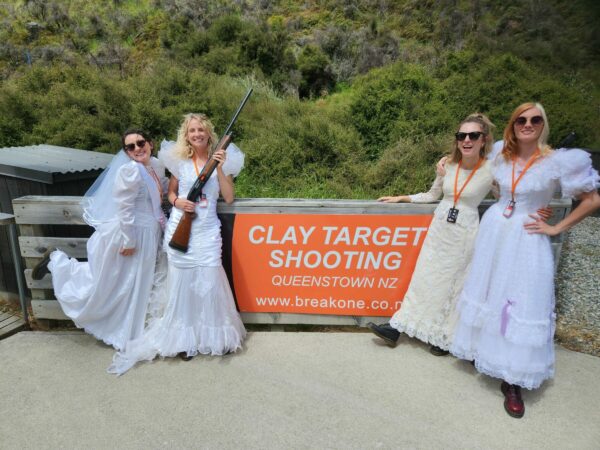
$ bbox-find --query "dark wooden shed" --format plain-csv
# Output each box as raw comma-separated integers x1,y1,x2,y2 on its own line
0,145,113,298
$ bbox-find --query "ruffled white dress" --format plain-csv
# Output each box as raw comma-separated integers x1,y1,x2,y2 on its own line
108,143,246,374
49,157,167,351
389,161,494,350
450,149,599,389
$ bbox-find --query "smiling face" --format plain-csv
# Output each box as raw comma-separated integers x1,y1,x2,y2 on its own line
456,122,485,161
123,133,151,165
186,118,211,152
513,106,544,145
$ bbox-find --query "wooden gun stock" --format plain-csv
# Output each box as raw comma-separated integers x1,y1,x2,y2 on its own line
168,210,195,252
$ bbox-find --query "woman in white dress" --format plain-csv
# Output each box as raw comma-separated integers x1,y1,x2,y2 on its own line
108,114,246,374
32,129,167,351
450,102,600,418
367,114,496,355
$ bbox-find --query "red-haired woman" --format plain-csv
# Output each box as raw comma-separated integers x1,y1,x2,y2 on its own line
450,102,600,418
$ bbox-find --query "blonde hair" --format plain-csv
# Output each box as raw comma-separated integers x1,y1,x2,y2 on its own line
449,113,495,163
173,113,218,160
502,102,552,161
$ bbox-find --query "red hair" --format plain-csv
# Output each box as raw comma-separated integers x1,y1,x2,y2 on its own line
502,102,551,161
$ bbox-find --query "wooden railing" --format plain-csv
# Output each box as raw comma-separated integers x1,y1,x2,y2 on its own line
13,195,572,325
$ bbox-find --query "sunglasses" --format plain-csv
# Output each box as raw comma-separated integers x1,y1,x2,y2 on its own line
124,139,147,152
514,115,544,127
455,132,484,141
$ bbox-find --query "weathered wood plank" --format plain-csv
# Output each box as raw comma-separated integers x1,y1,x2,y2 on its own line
0,213,15,225
18,237,88,258
0,315,26,339
18,224,53,301
13,196,86,225
12,195,573,223
0,312,22,327
0,311,15,323
239,312,383,327
24,270,53,289
31,300,68,321
32,299,386,325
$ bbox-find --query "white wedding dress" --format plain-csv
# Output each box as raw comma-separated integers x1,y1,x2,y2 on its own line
450,148,599,389
389,161,494,350
108,143,246,374
49,155,166,351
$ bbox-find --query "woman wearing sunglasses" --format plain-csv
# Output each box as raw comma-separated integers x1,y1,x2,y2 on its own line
32,129,168,351
368,113,497,356
108,114,246,375
450,102,600,418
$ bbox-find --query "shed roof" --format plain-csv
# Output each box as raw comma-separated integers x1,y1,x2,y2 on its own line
0,145,114,183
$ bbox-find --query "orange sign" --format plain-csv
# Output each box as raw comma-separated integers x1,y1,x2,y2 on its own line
232,214,432,317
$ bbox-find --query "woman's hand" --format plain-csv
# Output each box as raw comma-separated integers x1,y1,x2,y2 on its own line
536,206,553,221
377,195,411,203
175,198,196,213
436,156,448,176
213,149,226,168
120,247,135,256
524,219,559,236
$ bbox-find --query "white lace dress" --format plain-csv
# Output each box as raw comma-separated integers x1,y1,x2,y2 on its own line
108,144,246,374
49,158,166,351
450,149,599,389
389,161,494,350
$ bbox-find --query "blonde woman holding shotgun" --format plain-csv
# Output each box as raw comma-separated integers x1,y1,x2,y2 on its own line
109,114,246,375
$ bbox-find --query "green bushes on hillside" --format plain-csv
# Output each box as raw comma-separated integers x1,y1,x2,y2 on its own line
0,1,598,199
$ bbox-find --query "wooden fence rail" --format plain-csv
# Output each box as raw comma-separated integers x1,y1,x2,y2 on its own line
13,195,572,326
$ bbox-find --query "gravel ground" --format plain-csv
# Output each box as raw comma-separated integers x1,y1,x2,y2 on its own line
555,216,600,357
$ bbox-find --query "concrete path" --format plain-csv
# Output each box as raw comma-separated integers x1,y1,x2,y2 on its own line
1,331,599,449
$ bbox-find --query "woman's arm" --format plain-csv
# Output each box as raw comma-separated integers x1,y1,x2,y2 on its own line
525,190,600,236
168,176,195,213
113,164,141,256
377,195,412,203
214,148,235,204
378,174,444,204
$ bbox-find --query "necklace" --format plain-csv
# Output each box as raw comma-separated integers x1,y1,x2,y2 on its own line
145,165,163,198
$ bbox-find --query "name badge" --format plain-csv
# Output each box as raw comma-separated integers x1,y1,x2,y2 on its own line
197,194,208,208
447,207,459,223
503,200,515,218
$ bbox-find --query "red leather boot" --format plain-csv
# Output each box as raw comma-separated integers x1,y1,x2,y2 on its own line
501,381,525,418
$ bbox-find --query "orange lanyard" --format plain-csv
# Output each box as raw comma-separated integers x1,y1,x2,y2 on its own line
511,149,540,201
453,158,483,207
192,157,208,177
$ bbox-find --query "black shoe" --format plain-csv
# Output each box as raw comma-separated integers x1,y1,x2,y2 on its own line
367,322,400,346
32,247,56,280
429,345,450,356
178,352,193,361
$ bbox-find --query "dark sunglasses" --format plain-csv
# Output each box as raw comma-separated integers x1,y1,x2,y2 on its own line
124,139,147,152
455,132,484,141
514,115,544,127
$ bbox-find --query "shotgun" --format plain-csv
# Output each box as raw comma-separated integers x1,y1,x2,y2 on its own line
169,88,253,252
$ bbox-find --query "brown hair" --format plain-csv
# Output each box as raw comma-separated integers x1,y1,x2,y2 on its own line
449,113,495,163
121,128,153,154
